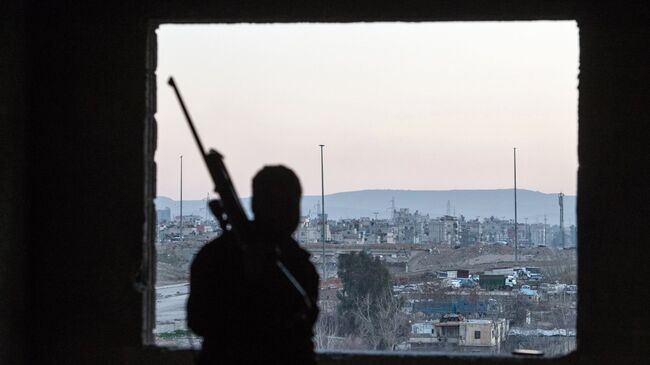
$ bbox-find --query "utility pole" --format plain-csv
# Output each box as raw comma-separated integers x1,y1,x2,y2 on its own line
559,193,565,248
543,214,546,246
205,192,209,221
180,155,183,243
319,144,326,280
513,148,518,264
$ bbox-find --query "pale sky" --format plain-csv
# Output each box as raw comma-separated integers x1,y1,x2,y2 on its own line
155,21,578,200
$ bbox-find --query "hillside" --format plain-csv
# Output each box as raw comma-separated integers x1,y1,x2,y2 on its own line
155,188,576,225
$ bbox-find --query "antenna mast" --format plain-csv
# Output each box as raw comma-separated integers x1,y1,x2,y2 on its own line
559,193,565,248
514,148,518,264
180,155,183,243
319,145,326,280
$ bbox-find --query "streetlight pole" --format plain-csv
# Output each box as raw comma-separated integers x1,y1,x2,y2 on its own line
180,155,183,243
513,148,518,265
559,192,565,248
320,144,326,280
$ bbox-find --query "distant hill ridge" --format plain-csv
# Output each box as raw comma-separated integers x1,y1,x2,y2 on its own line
155,189,576,225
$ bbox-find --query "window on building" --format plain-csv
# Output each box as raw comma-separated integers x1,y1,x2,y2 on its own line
150,21,578,356
475,330,481,340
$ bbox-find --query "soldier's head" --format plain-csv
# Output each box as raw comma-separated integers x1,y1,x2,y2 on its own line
252,165,302,237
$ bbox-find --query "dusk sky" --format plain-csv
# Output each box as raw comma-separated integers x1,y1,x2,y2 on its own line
155,21,578,200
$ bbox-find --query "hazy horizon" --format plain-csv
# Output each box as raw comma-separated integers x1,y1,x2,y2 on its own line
155,188,577,225
157,187,577,201
155,22,579,200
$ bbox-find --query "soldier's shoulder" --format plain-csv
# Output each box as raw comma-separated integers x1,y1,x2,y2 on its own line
285,238,312,259
192,233,238,264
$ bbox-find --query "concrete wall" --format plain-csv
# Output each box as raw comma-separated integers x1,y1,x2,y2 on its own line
0,1,26,364
463,323,494,347
1,0,650,364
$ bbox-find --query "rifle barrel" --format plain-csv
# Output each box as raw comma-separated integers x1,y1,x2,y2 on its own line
168,75,313,312
168,77,207,158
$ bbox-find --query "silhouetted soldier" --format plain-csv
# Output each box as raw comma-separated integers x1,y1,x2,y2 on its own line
188,165,319,365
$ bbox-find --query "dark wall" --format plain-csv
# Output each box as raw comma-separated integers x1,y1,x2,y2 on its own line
577,16,650,363
1,1,650,364
0,1,26,364
25,2,148,361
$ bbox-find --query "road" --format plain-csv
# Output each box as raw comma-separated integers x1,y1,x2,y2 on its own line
155,283,189,334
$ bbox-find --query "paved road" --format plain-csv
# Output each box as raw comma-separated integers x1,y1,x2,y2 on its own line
155,283,189,333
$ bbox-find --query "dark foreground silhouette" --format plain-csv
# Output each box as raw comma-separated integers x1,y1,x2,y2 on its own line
188,166,319,365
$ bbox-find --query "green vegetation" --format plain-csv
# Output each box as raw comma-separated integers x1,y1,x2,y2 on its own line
337,251,407,350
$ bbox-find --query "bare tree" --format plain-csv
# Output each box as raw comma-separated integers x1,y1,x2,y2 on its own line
350,291,405,350
314,312,340,350
352,293,381,349
374,294,407,350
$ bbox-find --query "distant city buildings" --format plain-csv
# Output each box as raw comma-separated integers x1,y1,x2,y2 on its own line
153,204,577,354
294,207,576,247
155,203,576,247
156,214,220,243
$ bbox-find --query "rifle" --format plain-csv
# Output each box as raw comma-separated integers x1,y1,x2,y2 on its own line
167,77,312,312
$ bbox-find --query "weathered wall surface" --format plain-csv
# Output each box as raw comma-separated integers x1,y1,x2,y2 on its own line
577,12,650,364
0,1,26,364
24,3,148,362
1,1,649,364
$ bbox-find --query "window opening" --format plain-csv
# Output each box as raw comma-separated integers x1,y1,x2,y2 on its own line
151,21,578,356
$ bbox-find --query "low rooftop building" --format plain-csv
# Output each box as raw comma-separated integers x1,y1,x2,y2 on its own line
409,314,508,350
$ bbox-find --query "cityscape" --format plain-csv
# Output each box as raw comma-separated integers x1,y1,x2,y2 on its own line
154,195,577,356
153,21,578,357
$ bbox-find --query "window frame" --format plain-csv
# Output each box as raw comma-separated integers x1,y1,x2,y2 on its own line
143,10,581,365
